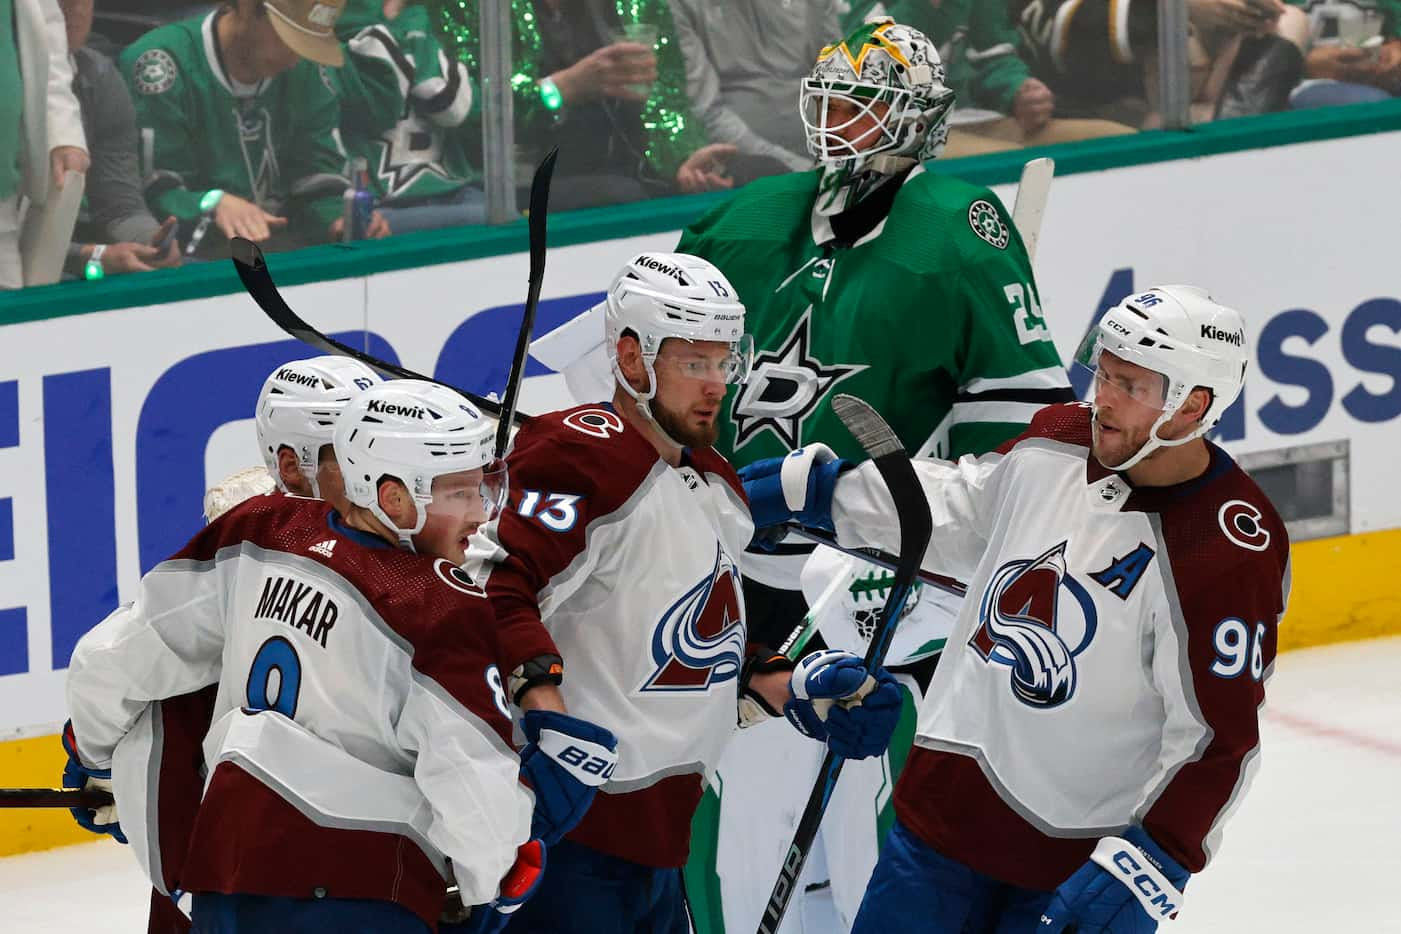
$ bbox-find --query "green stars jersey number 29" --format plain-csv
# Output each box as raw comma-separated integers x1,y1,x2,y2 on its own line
678,164,1073,469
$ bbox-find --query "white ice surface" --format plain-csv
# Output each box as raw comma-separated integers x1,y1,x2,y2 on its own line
3,636,1398,931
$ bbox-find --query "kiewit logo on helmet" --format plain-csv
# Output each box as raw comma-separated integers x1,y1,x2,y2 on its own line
1201,324,1244,346
636,256,689,286
275,368,321,387
366,399,427,419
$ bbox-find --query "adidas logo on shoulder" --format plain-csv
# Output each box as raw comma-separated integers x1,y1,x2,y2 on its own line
309,540,337,559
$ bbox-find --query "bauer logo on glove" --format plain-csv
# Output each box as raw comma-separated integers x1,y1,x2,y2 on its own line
783,649,904,760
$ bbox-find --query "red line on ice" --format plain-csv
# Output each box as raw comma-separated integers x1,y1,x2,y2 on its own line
1265,708,1401,758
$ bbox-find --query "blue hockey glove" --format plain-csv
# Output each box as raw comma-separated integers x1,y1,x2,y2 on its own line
1040,826,1190,933
739,444,851,532
60,720,126,844
783,650,903,759
454,839,546,934
519,709,618,846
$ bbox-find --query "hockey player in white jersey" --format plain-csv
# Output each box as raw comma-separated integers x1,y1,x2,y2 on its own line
59,355,383,934
460,252,904,933
746,286,1291,932
254,354,385,511
63,379,617,932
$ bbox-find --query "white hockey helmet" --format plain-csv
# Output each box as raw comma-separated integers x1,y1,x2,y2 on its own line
255,355,382,496
800,17,956,171
1074,285,1249,470
334,380,506,549
601,252,753,435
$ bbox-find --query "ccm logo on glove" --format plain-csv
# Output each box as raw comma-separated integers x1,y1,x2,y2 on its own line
1097,837,1182,917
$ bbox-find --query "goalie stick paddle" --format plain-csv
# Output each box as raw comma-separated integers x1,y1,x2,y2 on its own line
1011,156,1054,263
494,146,557,457
756,394,933,934
0,787,114,809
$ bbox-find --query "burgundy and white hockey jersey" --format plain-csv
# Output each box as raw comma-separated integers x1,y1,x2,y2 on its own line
831,403,1290,889
464,404,756,868
65,495,533,925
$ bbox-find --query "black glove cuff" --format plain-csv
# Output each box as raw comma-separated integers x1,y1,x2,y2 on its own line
739,651,797,719
509,654,564,705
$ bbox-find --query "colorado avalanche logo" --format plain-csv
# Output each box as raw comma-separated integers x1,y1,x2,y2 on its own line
642,545,745,691
969,541,1098,708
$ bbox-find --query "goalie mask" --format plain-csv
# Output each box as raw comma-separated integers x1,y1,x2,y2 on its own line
255,356,382,497
601,252,753,448
801,17,955,214
1074,286,1249,471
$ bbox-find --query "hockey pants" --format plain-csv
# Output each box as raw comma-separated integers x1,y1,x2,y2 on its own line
503,837,689,934
851,819,1054,933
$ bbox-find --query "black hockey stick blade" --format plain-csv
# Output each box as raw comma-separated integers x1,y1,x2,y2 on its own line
0,787,115,809
230,237,528,424
755,394,933,934
494,146,557,457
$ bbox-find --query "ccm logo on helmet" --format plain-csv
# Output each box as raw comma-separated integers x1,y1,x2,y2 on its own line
275,368,320,387
636,255,690,286
366,399,427,419
1201,324,1244,346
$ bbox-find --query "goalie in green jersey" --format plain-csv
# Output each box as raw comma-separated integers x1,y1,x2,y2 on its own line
676,18,1077,932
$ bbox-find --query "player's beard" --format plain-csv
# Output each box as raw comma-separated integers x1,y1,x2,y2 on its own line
1091,412,1149,471
651,398,719,450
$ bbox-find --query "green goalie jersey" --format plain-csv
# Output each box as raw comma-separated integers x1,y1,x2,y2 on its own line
119,11,349,234
678,166,1074,472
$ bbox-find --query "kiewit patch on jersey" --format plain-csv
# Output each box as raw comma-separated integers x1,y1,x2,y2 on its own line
968,199,1010,249
133,49,179,95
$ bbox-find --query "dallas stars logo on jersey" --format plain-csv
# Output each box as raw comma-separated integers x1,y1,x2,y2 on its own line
236,106,280,207
729,309,866,451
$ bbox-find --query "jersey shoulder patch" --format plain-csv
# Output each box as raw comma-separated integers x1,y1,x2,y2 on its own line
131,47,180,95
508,405,660,514
885,173,1021,271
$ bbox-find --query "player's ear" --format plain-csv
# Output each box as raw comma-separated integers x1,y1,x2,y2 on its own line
376,476,413,525
616,334,648,392
1182,386,1214,424
276,446,303,491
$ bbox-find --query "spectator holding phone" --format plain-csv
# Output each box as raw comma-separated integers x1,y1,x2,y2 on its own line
57,0,181,277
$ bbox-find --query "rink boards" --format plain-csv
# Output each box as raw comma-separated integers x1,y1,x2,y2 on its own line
1,110,1400,855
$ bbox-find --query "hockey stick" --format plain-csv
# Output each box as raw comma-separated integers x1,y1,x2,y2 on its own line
756,394,933,934
771,534,965,666
0,787,114,809
494,146,557,455
230,148,561,427
1011,157,1055,263
784,526,965,598
776,566,851,662
229,238,514,421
